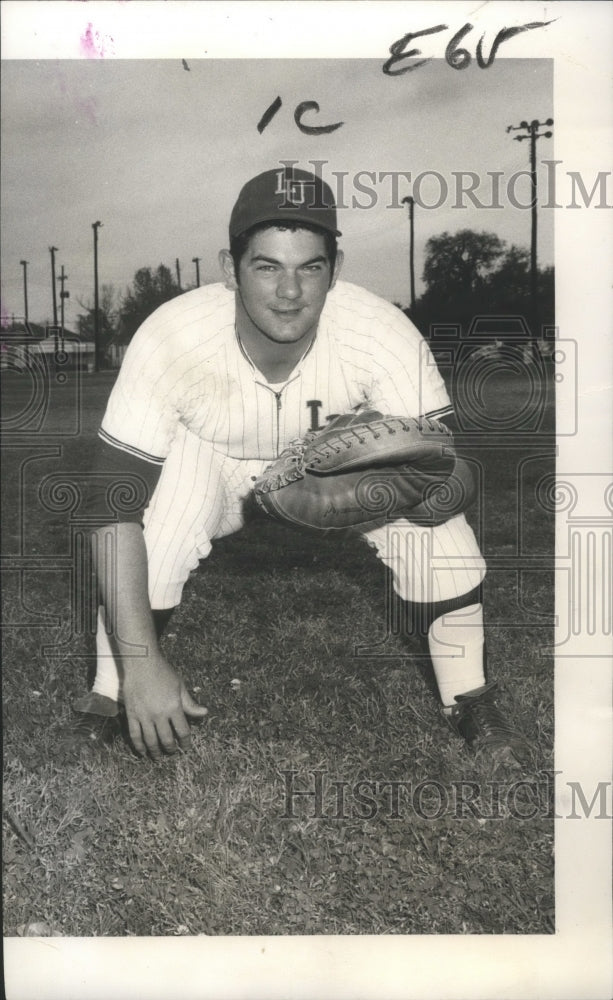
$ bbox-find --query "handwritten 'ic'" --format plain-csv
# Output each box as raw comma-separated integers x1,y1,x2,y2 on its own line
257,97,343,135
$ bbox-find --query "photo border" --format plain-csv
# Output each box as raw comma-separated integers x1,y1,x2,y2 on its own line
2,2,611,998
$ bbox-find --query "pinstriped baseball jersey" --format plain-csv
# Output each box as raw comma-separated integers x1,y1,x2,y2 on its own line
99,280,452,465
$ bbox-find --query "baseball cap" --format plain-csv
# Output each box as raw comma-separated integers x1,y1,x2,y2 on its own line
229,167,341,239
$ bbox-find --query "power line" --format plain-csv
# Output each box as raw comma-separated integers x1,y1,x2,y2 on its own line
506,117,553,347
19,260,29,325
401,196,416,313
192,257,201,288
92,221,103,372
49,246,58,327
58,264,69,338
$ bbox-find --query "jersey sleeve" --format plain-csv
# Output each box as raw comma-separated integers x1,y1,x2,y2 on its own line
82,438,163,526
99,305,184,463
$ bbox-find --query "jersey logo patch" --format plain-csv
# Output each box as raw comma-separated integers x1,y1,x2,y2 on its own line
306,400,323,431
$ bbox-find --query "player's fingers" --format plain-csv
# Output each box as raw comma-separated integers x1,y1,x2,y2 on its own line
127,716,147,758
181,687,208,718
139,721,163,762
170,709,192,752
155,718,179,755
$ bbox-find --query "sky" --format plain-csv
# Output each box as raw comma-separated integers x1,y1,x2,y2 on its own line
1,55,554,327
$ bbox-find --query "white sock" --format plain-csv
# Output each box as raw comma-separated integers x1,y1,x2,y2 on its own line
427,603,486,708
92,607,122,702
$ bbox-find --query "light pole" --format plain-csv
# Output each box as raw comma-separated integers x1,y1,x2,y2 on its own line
58,265,69,344
192,257,201,288
506,118,553,347
92,221,102,372
19,260,29,325
401,196,416,313
49,246,59,327
175,258,182,291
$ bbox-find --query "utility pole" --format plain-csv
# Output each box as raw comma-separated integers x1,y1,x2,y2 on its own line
49,246,59,327
19,260,29,325
175,258,182,291
58,265,69,346
506,118,553,351
19,260,29,361
92,221,102,372
192,257,201,288
401,196,416,313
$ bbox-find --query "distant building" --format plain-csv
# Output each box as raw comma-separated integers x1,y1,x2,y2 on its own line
106,342,128,368
1,322,96,371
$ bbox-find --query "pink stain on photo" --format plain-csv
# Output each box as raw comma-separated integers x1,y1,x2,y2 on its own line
1,300,12,328
76,95,99,126
79,22,114,59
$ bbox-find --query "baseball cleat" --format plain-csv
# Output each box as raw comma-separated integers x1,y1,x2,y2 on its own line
444,682,533,767
63,692,123,756
72,691,119,717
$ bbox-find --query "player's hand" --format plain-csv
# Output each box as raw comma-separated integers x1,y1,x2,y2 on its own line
122,655,208,761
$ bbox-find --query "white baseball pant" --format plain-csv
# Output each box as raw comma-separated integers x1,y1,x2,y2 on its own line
93,424,486,700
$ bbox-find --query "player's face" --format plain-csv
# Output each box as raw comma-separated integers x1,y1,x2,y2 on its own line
221,228,343,347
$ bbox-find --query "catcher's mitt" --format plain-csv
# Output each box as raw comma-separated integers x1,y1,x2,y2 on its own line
253,409,475,530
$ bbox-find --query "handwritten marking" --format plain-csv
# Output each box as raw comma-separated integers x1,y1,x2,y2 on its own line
257,96,282,134
383,19,557,75
475,22,557,68
445,24,473,70
257,98,344,135
294,101,344,135
383,25,447,75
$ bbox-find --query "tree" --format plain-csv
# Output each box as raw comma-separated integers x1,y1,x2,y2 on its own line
76,284,120,354
482,247,554,328
483,244,530,302
422,229,507,300
410,231,555,341
118,264,181,343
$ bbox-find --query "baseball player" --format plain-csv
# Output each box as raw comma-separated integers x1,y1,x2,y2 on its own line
73,166,530,766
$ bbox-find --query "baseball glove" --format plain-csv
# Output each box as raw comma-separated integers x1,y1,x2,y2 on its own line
252,409,476,530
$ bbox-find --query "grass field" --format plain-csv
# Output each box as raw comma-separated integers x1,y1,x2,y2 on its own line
2,358,555,937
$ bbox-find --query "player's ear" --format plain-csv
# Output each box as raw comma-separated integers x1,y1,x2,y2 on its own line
219,249,239,291
329,248,344,290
